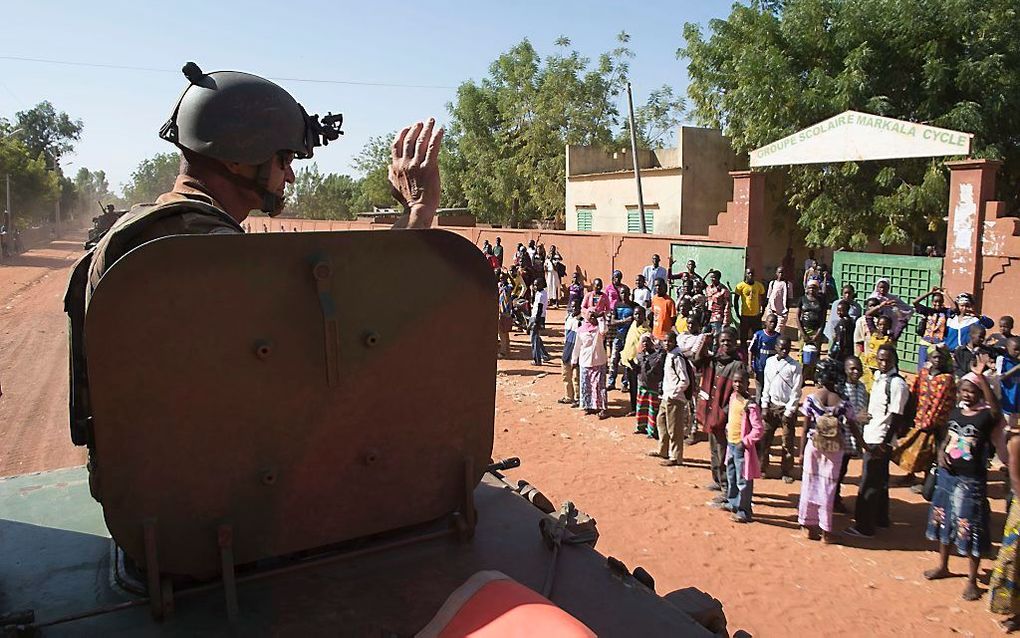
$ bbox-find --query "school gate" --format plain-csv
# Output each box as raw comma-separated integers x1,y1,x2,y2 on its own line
831,252,943,373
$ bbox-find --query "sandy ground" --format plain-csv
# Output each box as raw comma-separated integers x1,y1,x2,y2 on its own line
0,234,1009,636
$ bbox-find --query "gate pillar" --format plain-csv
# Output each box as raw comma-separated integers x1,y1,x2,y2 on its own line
944,159,1001,303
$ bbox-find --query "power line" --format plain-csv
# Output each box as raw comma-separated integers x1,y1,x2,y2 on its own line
0,55,457,90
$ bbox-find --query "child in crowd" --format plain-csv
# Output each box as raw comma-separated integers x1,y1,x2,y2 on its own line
497,272,513,358
653,331,695,466
567,272,585,310
944,292,994,352
529,279,550,365
748,313,780,390
913,286,952,366
953,325,987,378
988,316,1016,353
854,297,882,354
558,302,583,407
799,359,863,542
766,266,791,334
827,300,856,363
575,312,609,419
698,327,744,497
759,336,803,483
675,297,693,334
861,314,894,391
713,366,763,523
892,344,956,489
997,337,1020,432
607,289,635,391
620,305,649,417
836,356,869,513
632,274,652,311
704,270,731,335
635,333,666,438
650,278,677,342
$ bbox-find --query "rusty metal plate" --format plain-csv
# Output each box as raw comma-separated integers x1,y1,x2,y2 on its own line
84,230,496,576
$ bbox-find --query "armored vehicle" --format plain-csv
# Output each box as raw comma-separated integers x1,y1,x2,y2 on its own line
0,229,726,636
84,205,127,249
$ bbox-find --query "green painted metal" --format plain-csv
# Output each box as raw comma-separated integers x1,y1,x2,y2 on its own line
669,244,747,292
832,252,943,372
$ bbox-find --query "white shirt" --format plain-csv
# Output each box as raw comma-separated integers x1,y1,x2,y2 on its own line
642,265,668,288
760,355,803,416
532,289,548,320
632,285,652,309
766,279,789,315
853,315,871,345
662,348,691,402
863,369,909,445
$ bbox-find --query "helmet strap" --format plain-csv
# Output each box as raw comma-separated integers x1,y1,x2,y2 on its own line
202,155,285,217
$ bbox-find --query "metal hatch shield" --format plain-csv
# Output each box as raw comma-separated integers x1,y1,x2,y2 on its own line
83,229,496,577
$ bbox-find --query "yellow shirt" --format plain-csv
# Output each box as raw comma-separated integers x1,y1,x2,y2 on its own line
675,316,689,334
727,394,747,444
620,322,649,368
734,281,765,317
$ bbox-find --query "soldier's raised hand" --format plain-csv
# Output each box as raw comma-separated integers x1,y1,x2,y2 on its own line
389,118,444,229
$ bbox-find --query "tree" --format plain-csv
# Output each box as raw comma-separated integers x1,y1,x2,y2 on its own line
351,132,396,212
14,101,83,164
616,85,687,149
73,167,119,217
121,152,179,204
448,35,635,226
286,164,361,219
680,0,1020,249
0,132,59,222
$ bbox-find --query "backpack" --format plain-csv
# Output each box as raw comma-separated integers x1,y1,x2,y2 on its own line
813,414,844,453
670,352,697,403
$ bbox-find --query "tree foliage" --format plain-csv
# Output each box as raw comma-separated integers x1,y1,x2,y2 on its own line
286,164,361,219
73,167,119,216
121,152,179,204
0,131,59,221
447,35,638,226
14,101,83,164
680,0,1020,248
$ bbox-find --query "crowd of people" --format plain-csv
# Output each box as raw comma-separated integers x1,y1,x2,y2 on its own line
491,244,1020,628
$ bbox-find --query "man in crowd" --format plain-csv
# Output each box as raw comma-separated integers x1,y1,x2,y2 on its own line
642,255,667,295
653,331,693,467
493,236,504,269
698,327,743,497
759,336,803,483
734,268,766,350
632,273,652,312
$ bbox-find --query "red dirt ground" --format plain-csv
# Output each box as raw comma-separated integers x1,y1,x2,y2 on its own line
0,234,1007,636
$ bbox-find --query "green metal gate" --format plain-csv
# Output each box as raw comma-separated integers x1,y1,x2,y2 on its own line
669,244,747,293
832,252,943,373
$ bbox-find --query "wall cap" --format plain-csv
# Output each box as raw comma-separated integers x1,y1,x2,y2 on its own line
944,159,1003,170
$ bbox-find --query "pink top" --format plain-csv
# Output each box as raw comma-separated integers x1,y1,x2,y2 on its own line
582,290,611,317
725,400,765,480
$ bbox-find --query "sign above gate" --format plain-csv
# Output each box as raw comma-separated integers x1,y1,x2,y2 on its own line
749,110,972,167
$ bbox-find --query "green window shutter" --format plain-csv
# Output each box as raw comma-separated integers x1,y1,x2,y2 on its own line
576,208,593,231
627,209,654,234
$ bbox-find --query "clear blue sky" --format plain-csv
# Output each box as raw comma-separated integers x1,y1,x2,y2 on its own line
2,0,738,193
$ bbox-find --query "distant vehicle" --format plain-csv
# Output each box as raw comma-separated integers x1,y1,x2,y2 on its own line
84,204,127,249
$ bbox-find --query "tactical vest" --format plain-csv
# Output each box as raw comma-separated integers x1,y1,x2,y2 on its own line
64,199,243,448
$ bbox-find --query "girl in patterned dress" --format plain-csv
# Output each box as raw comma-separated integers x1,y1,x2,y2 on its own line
923,364,1003,601
798,359,864,543
892,344,957,486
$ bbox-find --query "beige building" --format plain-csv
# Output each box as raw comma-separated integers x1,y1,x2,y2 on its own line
565,127,741,235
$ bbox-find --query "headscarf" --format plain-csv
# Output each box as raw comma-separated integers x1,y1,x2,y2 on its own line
927,343,954,374
956,293,975,306
868,277,914,338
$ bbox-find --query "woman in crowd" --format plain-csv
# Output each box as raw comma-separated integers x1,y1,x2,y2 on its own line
923,363,1002,601
798,280,826,380
913,286,953,366
944,292,994,352
798,359,863,543
575,311,609,420
892,344,956,488
989,407,1020,630
861,314,895,391
869,277,914,339
582,277,611,318
545,245,564,309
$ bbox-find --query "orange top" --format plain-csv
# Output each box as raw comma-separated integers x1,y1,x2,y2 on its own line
651,296,677,340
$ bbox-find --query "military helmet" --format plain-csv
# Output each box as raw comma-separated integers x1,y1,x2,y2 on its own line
159,62,342,166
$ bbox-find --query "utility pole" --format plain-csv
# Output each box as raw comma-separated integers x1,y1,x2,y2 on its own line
626,82,647,234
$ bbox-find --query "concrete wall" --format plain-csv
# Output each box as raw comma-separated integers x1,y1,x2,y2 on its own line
678,127,743,235
253,218,733,289
565,169,682,234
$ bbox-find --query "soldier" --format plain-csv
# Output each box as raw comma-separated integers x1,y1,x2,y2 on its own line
65,62,443,500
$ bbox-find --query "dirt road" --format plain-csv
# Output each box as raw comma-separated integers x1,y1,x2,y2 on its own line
0,236,1006,636
0,234,87,476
